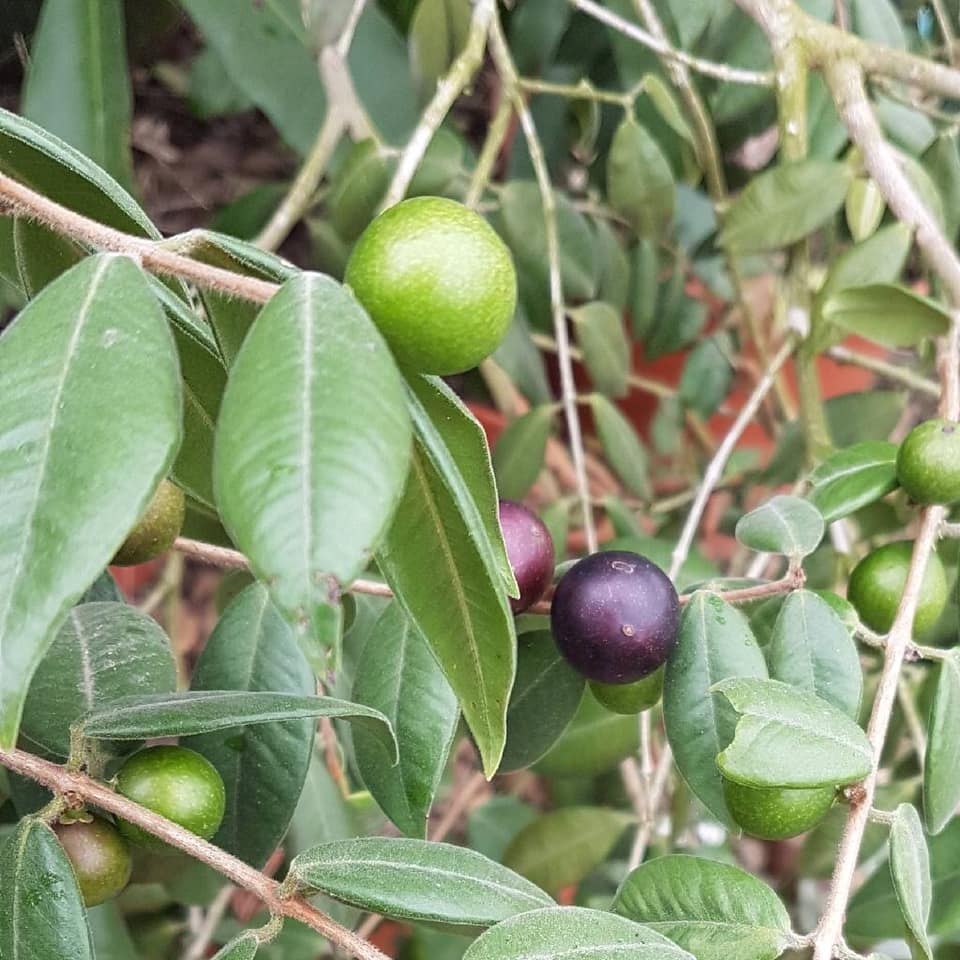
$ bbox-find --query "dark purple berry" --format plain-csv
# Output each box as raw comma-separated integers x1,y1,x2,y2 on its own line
550,551,680,684
498,500,555,613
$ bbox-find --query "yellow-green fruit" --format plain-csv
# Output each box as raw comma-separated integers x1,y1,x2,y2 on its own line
112,479,185,566
345,196,517,375
847,540,948,635
897,418,960,505
589,667,664,715
723,778,835,840
53,815,132,906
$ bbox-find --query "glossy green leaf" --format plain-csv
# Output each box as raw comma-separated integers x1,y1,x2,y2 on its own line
924,654,960,834
0,254,181,748
330,140,395,241
78,691,396,759
212,935,259,960
630,238,659,340
679,333,734,419
492,406,554,501
0,818,95,959
573,301,630,397
406,375,517,596
463,907,691,960
845,178,885,242
613,855,793,960
11,219,85,299
503,807,633,896
21,602,176,757
664,593,769,827
823,283,950,348
289,837,554,930
80,570,123,604
735,495,824,559
22,0,132,187
890,804,933,959
608,116,675,237
214,273,411,671
766,590,862,718
409,0,472,101
590,394,650,498
715,678,873,788
186,583,314,868
719,160,851,254
807,441,899,522
352,602,459,837
501,630,585,773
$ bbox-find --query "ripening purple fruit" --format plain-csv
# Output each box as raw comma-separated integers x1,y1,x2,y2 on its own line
498,500,555,613
550,550,680,683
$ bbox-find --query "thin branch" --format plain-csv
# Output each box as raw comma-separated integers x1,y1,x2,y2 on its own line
0,747,390,960
182,883,238,960
335,0,369,58
627,740,673,868
465,97,513,208
570,0,775,87
931,0,958,66
827,345,940,397
381,0,495,209
518,76,630,107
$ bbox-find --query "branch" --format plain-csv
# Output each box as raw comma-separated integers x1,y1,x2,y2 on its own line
827,345,940,398
0,747,390,960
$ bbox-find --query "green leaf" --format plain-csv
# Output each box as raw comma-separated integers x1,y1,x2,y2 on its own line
185,583,314,869
492,308,551,405
409,0,472,101
719,160,851,254
501,630,585,773
214,273,411,671
924,654,960,835
463,907,691,960
78,691,396,759
679,333,734,419
0,254,181,748
88,903,140,960
502,807,633,896
377,447,516,777
630,238,658,340
11,219,85,299
352,602,459,837
664,593,769,827
0,818,95,957
289,838,554,930
889,804,933,960
590,394,650,498
807,441,899,522
923,131,960,245
735,495,825,559
468,796,538,863
535,688,640,777
613,855,793,960
594,218,631,310
850,0,906,48
22,0,133,187
406,375,517,597
572,302,630,397
212,935,259,960
329,140,396,242
492,406,554,501
607,116,675,237
80,570,123,604
824,283,951,348
21,602,176,758
766,590,862,718
845,178,885,242
643,74,696,147
714,677,873,788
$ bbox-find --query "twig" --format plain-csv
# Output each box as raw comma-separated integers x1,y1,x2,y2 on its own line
182,883,238,960
827,345,940,397
334,0,369,58
930,0,957,66
465,97,513,208
0,747,390,960
381,0,495,209
137,551,183,616
518,76,630,107
627,741,673,868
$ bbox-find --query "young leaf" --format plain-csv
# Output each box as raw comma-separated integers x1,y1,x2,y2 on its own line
409,0,472,101
0,818,95,958
664,593,769,827
924,654,960,835
502,807,633,896
185,583,315,869
377,448,516,777
329,140,395,241
212,935,259,959
464,907,690,960
822,284,950,347
889,804,933,960
607,116,675,237
0,254,181,749
714,678,873,788
735,495,825,560
613,855,793,960
679,334,734,419
766,590,863,718
590,394,650,498
845,177,885,242
352,602,459,838
500,630,585,773
21,602,177,758
807,441,899,522
630,238,659,340
572,301,631,397
288,837,554,930
492,406,555,501
214,273,412,671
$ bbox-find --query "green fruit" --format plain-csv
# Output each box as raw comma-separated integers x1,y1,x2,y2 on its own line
53,815,132,906
116,745,226,850
897,418,960,505
345,196,517,375
723,778,835,840
112,479,185,566
847,540,948,635
589,667,664,715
